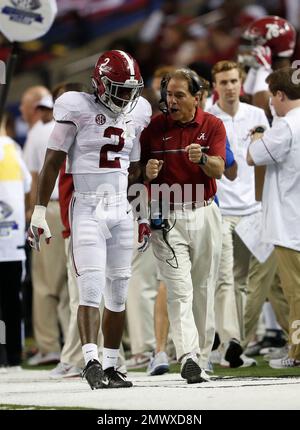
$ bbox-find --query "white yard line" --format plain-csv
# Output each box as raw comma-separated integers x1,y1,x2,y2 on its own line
0,370,300,410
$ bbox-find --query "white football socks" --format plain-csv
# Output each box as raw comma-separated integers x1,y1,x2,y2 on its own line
82,343,99,365
103,347,119,371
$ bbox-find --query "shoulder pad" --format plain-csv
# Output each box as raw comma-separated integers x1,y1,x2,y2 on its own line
54,91,89,125
131,96,152,128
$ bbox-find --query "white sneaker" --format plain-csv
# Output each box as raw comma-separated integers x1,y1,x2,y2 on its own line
221,354,257,368
239,354,257,367
269,356,300,369
27,351,60,366
49,362,82,379
200,369,211,381
263,345,289,361
0,366,7,374
147,351,169,376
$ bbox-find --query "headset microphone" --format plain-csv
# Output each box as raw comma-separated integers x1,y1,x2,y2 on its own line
159,75,169,114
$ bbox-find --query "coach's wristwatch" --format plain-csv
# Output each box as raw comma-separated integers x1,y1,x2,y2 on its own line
199,153,208,166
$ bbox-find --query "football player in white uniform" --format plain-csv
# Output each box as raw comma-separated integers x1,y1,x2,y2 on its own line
28,50,151,389
240,15,296,119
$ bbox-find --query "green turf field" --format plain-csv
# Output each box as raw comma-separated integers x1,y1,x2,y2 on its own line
20,355,300,378
131,356,300,378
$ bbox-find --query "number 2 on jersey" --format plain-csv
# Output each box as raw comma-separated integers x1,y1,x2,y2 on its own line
99,127,124,168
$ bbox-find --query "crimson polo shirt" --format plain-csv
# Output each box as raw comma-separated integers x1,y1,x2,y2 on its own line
140,108,226,202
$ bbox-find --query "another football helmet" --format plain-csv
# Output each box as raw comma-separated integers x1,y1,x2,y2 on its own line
243,15,296,58
92,50,144,114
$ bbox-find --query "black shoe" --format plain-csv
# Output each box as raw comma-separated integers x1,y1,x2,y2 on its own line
104,367,133,388
82,359,105,390
260,331,287,350
224,339,243,368
245,331,287,357
180,356,209,384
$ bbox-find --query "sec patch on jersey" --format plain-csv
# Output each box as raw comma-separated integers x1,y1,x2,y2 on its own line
95,114,106,125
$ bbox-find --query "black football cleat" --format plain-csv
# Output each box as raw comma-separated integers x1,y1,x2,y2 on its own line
104,367,133,388
82,359,106,390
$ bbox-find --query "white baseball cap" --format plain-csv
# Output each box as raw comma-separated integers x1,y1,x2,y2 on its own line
37,95,54,109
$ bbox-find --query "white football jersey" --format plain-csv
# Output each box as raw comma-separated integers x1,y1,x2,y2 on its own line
52,91,151,175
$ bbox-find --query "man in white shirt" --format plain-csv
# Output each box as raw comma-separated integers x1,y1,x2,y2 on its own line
28,50,151,389
247,67,300,369
208,60,269,367
239,16,295,354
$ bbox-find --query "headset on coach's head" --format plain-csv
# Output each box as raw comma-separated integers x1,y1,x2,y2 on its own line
159,68,204,113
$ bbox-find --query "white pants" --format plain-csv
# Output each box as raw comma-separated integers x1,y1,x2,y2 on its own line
215,216,242,343
151,202,222,365
70,192,134,307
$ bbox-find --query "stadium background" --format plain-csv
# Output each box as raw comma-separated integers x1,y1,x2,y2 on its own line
1,0,299,146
